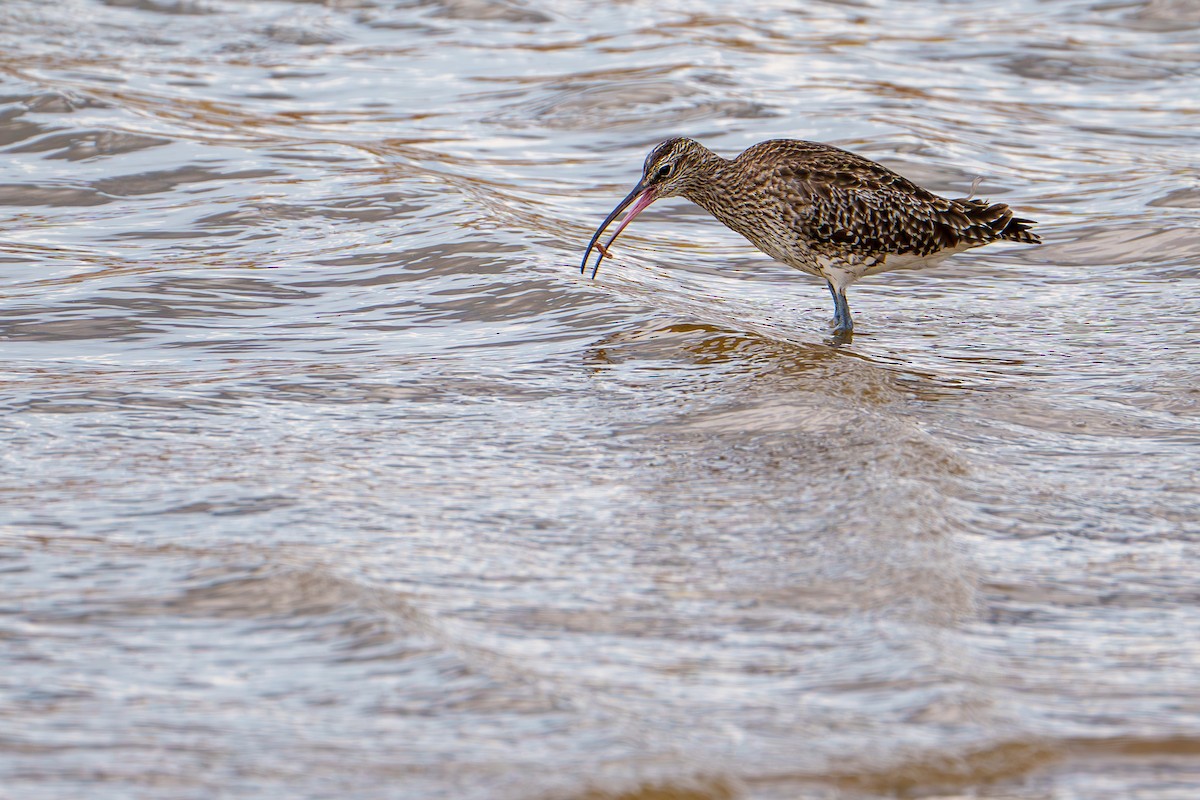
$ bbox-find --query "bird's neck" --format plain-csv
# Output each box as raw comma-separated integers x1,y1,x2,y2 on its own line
682,160,740,220
681,157,781,251
679,150,732,211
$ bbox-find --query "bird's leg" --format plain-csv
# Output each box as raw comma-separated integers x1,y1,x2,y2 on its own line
826,281,854,334
834,289,853,334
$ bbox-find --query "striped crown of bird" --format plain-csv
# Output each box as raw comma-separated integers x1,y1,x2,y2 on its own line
581,137,1040,336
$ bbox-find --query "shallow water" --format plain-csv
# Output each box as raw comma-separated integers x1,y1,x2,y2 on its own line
1,1,1198,798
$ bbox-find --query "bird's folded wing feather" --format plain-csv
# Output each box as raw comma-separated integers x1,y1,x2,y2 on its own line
774,162,966,256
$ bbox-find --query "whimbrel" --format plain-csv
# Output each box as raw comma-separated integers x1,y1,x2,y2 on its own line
581,137,1040,335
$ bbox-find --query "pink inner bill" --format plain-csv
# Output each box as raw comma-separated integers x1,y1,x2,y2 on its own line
601,188,657,256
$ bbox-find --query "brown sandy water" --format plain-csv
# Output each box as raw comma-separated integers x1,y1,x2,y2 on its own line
1,1,1198,798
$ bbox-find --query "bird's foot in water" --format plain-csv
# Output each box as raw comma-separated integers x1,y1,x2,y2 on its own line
829,314,854,337
828,311,855,341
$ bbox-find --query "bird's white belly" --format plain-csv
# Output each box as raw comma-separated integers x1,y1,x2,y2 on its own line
861,243,978,276
739,217,981,288
800,243,982,289
775,247,879,290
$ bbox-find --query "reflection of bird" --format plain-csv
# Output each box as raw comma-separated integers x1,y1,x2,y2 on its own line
582,137,1040,336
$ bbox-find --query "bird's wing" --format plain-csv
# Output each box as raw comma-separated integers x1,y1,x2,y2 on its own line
733,140,973,256
774,159,966,256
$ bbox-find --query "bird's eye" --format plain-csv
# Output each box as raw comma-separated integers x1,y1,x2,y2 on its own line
654,163,673,181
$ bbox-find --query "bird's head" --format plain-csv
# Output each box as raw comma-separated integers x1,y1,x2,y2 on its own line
581,137,722,278
637,137,719,198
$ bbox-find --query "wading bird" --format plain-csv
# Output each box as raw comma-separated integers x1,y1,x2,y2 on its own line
581,137,1039,336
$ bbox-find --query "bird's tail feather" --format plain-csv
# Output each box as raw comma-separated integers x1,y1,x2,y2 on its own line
952,198,1041,245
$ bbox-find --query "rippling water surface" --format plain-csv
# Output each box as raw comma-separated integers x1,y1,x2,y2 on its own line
2,1,1199,798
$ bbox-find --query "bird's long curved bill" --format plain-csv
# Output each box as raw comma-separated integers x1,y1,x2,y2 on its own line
580,183,657,279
